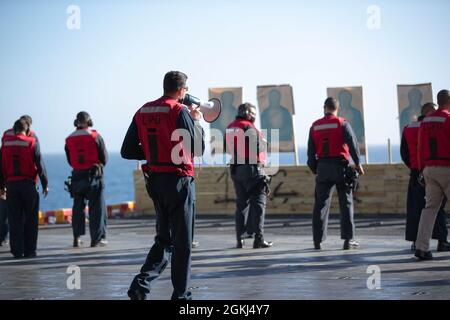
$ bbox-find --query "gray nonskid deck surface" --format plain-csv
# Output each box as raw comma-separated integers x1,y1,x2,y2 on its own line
0,217,449,300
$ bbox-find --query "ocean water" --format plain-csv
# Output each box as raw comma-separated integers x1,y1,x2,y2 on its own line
40,153,137,212
38,146,402,212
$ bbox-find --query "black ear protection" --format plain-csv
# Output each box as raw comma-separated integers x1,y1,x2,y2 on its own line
74,119,93,127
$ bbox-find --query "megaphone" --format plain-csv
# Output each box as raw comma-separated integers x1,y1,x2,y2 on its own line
182,93,222,123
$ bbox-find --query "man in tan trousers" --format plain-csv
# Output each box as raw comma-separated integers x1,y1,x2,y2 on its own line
415,90,450,260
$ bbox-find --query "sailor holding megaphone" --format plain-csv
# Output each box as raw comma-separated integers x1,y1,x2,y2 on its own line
182,93,222,123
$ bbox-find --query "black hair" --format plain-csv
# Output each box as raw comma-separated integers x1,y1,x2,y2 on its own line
324,97,338,111
437,90,450,106
19,115,32,126
421,102,436,116
13,119,29,135
74,111,93,128
163,71,188,94
237,103,256,119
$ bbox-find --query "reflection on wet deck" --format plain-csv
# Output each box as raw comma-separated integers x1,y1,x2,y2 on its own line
0,218,449,300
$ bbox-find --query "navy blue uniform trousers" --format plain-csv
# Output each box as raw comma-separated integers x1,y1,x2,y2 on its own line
71,170,107,243
6,180,38,258
0,197,8,243
313,161,355,243
129,173,195,300
231,165,267,241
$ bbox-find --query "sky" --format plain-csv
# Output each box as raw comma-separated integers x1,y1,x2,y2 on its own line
1,0,449,154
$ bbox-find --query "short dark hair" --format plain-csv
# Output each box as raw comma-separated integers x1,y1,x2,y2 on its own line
163,71,188,94
324,97,338,111
437,90,450,106
74,111,93,127
421,102,436,116
13,119,29,135
237,103,256,119
20,115,32,126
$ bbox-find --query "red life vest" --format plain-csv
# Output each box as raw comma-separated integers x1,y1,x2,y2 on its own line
65,129,100,170
311,114,350,160
225,118,267,165
1,133,38,183
134,96,194,177
418,108,450,168
2,129,35,144
402,120,421,169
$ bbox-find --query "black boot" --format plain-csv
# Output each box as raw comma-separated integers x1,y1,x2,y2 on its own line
24,252,37,258
171,291,192,300
314,241,322,250
91,238,107,247
343,239,359,250
415,249,433,261
253,235,273,249
437,241,450,252
128,289,146,300
73,237,83,248
411,243,416,252
236,239,244,249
